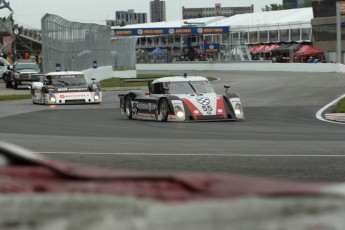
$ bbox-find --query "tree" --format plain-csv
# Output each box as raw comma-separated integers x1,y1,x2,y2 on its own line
262,3,286,11
303,0,312,7
120,20,126,27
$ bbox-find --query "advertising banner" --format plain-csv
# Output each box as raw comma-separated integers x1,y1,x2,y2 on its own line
114,26,229,37
202,43,220,53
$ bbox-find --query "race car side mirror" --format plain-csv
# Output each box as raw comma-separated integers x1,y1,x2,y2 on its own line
224,85,230,93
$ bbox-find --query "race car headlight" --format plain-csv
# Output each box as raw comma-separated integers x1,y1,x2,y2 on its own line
94,89,101,101
174,105,185,118
235,103,242,115
49,93,56,103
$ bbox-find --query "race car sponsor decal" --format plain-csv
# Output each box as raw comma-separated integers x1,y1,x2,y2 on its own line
136,102,157,112
196,97,210,105
60,94,90,98
60,95,65,99
57,87,88,92
132,102,139,117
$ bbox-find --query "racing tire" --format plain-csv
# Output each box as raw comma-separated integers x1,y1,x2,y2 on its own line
124,97,133,119
159,99,169,122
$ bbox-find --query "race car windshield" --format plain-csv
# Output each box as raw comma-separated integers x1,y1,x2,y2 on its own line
167,81,215,94
50,75,87,86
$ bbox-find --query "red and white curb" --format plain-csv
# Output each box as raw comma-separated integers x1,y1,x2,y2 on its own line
316,93,345,125
325,113,345,122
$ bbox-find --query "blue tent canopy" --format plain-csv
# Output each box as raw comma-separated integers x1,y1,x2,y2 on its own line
148,48,167,56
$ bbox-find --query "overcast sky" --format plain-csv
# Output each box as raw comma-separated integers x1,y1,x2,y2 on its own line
0,0,281,29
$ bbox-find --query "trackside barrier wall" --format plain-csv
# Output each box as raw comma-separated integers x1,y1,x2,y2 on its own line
137,63,345,73
83,67,136,83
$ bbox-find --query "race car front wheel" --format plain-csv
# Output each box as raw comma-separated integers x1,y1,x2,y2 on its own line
125,97,133,119
159,99,169,122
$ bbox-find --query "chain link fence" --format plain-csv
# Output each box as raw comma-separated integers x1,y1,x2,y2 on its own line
41,14,136,74
111,37,137,71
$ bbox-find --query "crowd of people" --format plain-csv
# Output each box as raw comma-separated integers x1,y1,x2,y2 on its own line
0,50,42,70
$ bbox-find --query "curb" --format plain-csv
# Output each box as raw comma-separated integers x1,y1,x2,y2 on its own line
325,113,345,123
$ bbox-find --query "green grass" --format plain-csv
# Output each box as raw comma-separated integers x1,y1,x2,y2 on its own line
100,74,217,88
333,98,345,113
100,74,170,88
0,94,31,101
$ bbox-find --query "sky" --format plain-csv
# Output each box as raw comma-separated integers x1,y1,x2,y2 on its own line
0,0,281,29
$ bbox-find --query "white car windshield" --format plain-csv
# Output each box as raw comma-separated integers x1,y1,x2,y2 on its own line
48,75,87,86
167,81,215,94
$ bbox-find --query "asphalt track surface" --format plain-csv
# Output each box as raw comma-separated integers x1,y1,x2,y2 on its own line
1,70,345,182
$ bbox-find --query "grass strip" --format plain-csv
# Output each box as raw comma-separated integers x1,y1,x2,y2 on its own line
333,98,345,113
0,94,31,101
100,74,217,88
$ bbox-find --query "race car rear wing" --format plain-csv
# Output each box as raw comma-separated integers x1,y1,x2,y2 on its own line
119,78,157,87
120,78,159,94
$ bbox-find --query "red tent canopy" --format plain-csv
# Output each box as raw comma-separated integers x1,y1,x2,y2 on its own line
293,45,324,56
250,45,260,53
262,44,280,53
250,45,269,54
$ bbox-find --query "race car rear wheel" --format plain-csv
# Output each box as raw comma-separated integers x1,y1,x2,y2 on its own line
159,99,169,122
125,97,133,119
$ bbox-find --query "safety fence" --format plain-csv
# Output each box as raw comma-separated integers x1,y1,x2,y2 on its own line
41,14,136,74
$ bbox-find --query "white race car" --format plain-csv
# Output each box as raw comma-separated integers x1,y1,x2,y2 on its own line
31,71,102,105
119,75,244,122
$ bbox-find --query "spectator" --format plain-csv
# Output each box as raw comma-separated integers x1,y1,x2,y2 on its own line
307,56,314,63
24,51,30,59
38,52,43,71
6,53,12,64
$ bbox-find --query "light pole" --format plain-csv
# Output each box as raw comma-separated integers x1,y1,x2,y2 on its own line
336,1,342,63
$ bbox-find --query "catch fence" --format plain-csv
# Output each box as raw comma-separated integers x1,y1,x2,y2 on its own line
41,14,136,73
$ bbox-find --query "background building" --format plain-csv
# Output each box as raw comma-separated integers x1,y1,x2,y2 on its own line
150,0,166,22
116,10,147,26
183,4,254,19
311,0,343,62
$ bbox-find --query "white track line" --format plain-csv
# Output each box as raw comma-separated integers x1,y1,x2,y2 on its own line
316,93,345,125
37,152,345,157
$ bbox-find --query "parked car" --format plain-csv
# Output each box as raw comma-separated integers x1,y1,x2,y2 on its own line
5,60,41,89
0,57,13,87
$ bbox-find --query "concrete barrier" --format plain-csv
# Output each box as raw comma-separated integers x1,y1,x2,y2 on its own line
82,66,137,82
137,62,345,73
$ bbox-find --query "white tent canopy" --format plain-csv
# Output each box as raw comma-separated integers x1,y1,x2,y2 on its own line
113,16,225,29
208,8,313,32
